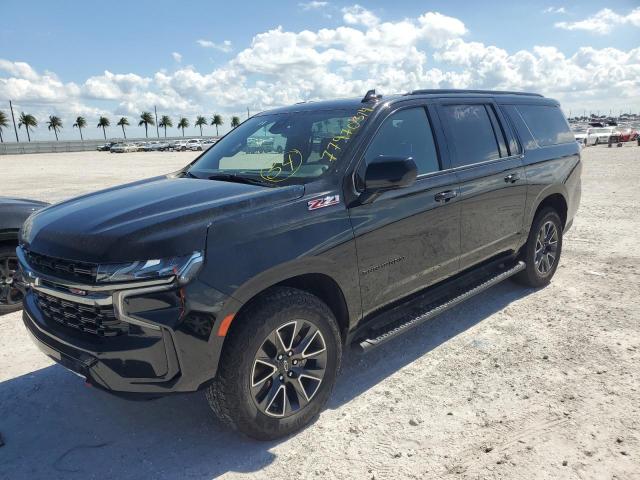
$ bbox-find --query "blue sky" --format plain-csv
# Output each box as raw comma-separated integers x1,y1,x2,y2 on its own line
1,0,639,140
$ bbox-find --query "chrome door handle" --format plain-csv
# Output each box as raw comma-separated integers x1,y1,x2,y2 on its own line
434,190,458,203
504,173,520,183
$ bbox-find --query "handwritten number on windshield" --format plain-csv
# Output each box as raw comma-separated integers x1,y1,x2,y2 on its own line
260,149,303,183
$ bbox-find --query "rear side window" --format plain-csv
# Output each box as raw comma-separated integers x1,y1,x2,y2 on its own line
364,107,440,175
441,104,502,167
516,105,574,146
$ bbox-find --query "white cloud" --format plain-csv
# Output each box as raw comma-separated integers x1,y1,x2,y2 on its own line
543,6,566,14
172,52,182,63
555,7,640,35
299,1,328,10
83,71,151,99
196,39,233,53
342,5,379,28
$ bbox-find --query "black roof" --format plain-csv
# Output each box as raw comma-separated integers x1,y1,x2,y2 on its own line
408,89,543,97
256,89,550,115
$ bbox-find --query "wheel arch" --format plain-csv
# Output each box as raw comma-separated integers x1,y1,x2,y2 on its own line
225,271,352,345
533,193,568,229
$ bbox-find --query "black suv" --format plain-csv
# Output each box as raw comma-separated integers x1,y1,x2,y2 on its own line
18,89,581,439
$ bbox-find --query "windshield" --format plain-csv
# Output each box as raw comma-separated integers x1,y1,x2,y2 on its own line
187,107,374,185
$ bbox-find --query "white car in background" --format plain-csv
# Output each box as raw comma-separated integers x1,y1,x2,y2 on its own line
186,139,203,151
585,127,620,145
110,143,137,153
574,131,588,145
171,140,188,151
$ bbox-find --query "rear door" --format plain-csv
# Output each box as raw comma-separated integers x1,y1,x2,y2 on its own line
348,103,461,317
436,100,526,270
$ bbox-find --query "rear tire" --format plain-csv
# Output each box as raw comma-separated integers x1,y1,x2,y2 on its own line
514,208,563,288
206,287,342,440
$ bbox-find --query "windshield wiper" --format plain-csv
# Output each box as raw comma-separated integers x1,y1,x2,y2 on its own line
207,173,273,187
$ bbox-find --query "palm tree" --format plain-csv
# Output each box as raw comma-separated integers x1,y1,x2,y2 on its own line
73,116,87,141
18,112,37,142
195,116,207,136
97,116,110,140
0,111,8,143
46,115,63,141
177,117,189,136
211,114,223,136
158,115,172,137
231,116,241,129
117,117,129,139
138,111,155,138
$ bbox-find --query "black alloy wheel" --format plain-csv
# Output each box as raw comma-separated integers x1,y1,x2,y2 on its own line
250,320,328,418
534,220,559,276
206,287,341,440
513,207,563,288
0,247,24,314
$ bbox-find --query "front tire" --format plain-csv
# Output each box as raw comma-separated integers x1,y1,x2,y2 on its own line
514,208,563,288
206,287,342,440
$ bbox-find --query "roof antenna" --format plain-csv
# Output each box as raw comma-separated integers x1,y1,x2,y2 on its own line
362,89,381,103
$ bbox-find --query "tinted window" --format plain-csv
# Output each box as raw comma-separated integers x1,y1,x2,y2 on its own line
442,105,501,167
517,105,574,146
364,107,439,175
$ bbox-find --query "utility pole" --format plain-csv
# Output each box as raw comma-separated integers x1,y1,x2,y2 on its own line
154,106,160,138
247,107,250,119
9,100,19,142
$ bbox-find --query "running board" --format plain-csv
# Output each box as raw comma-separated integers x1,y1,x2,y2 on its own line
355,261,526,353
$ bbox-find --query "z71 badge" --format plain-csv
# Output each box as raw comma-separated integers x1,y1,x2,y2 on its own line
308,195,340,211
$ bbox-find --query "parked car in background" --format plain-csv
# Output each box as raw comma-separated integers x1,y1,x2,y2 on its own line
187,139,203,151
574,131,588,145
617,128,638,142
135,142,147,152
172,140,188,151
0,197,48,314
585,127,620,145
97,142,116,151
110,143,137,153
143,141,169,152
17,89,581,440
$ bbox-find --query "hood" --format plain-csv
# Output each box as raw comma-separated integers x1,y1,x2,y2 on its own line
21,176,304,264
0,196,49,208
0,196,49,232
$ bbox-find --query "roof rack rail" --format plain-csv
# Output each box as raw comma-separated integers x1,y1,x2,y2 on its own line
407,89,543,97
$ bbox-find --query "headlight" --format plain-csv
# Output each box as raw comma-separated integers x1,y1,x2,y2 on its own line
96,251,204,285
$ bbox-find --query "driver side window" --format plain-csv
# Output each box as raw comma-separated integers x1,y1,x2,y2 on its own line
364,107,440,175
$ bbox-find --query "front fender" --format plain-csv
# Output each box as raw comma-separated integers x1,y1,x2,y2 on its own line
199,193,361,330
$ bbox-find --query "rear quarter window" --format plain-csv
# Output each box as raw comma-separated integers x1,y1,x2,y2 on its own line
516,105,574,147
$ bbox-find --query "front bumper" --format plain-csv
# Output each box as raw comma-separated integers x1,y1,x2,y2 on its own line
17,247,239,397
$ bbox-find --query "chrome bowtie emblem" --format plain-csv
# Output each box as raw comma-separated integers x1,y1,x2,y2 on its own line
69,288,87,296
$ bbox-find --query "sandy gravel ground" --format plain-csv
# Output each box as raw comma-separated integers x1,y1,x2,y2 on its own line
0,145,639,479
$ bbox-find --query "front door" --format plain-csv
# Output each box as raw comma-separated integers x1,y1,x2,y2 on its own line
348,105,461,318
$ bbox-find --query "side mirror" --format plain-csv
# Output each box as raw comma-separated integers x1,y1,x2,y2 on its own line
364,156,417,193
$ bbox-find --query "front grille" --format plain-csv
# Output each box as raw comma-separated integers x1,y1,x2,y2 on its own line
25,250,97,283
34,291,128,337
